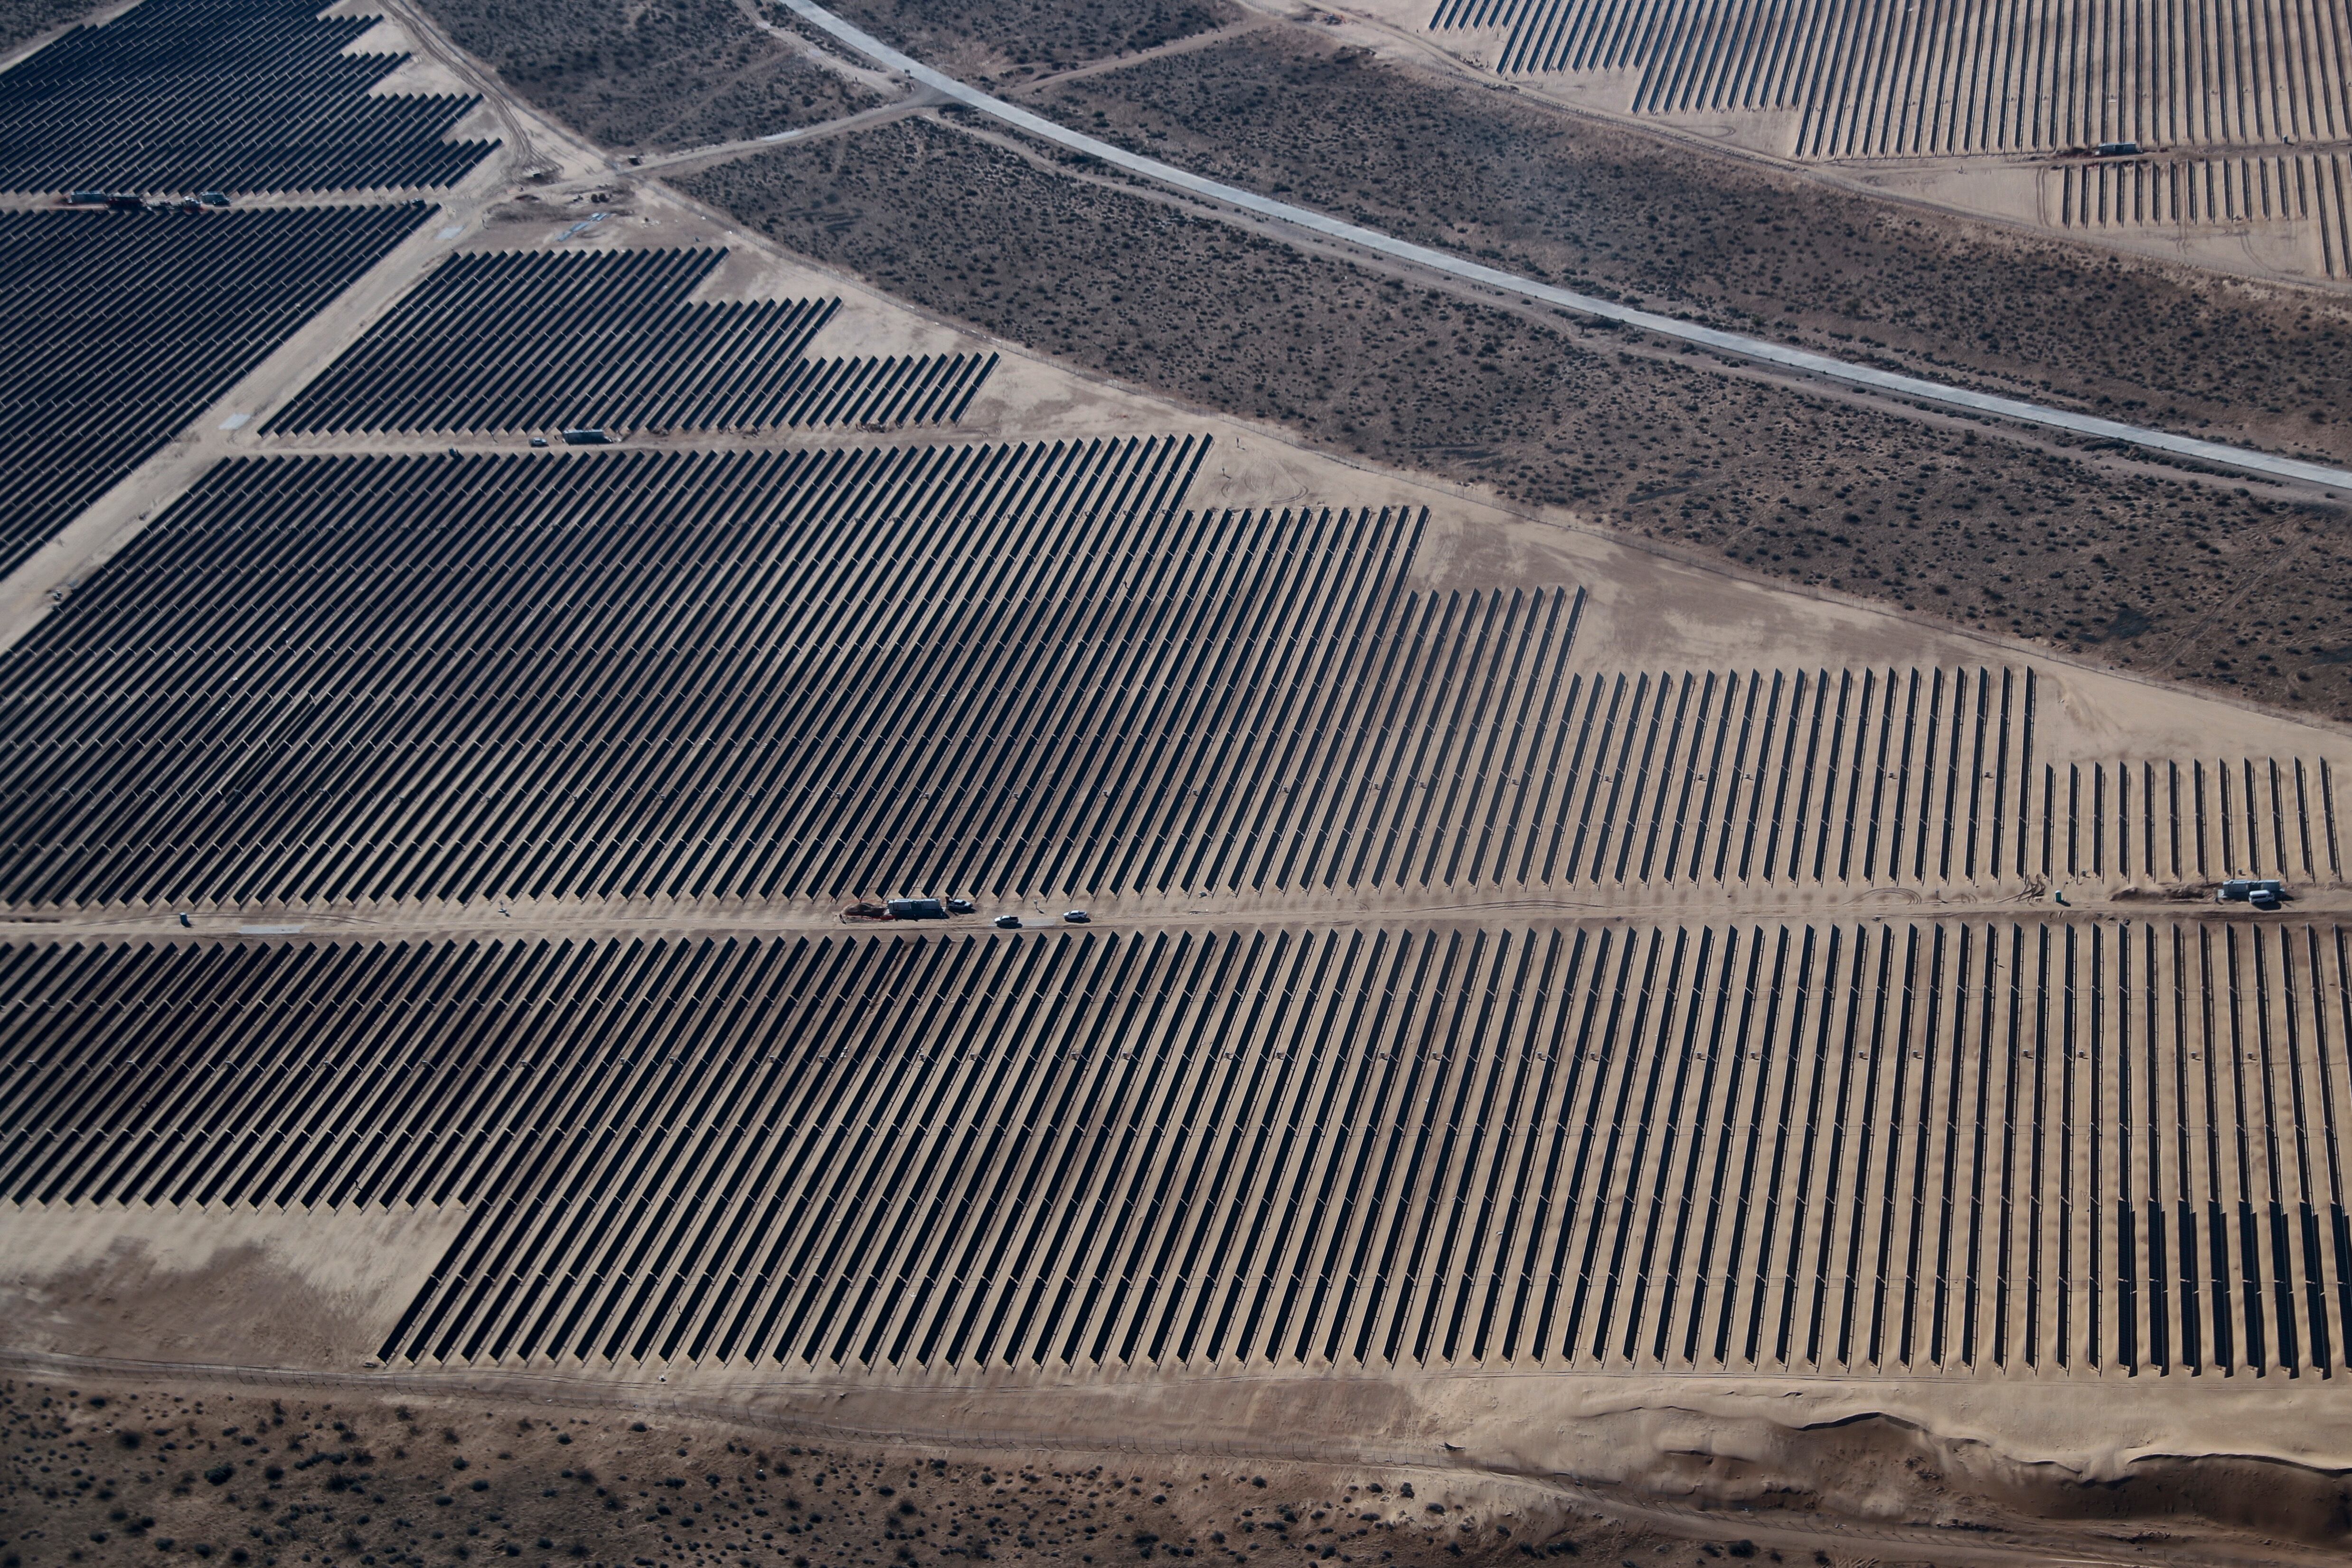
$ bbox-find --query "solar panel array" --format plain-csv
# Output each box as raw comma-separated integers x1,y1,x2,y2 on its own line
751,353,1000,431
1497,664,2038,889
15,0,2352,1430
265,247,1001,435
1429,0,2352,160
0,439,1587,908
0,0,494,194
0,202,428,579
2040,757,2341,886
2055,151,2352,279
4,437,2339,911
8,917,2352,1379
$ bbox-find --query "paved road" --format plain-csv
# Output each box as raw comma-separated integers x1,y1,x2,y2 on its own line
777,0,2352,494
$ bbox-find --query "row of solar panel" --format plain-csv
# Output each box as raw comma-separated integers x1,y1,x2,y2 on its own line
0,0,493,194
0,216,1000,592
7,918,2350,1378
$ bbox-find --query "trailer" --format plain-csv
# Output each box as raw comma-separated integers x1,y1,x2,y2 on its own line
886,897,949,920
845,895,973,921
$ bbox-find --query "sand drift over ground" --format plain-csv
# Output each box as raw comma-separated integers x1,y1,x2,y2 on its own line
5,1375,1713,1567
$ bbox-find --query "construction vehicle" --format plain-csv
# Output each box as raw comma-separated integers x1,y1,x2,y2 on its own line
843,895,972,921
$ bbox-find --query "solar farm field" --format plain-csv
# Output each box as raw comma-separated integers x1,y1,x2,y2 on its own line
8,415,2352,1490
12,917,2352,1385
1411,0,2352,276
0,0,495,194
0,202,426,577
1429,0,2351,156
265,246,996,434
8,438,2339,914
9,0,2352,1556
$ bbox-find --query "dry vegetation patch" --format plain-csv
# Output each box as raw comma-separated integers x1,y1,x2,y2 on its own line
0,1375,1780,1568
415,0,872,152
815,0,1239,85
1027,30,2352,468
0,0,98,57
680,118,2352,715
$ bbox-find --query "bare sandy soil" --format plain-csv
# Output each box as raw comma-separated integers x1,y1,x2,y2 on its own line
0,1373,1778,1568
